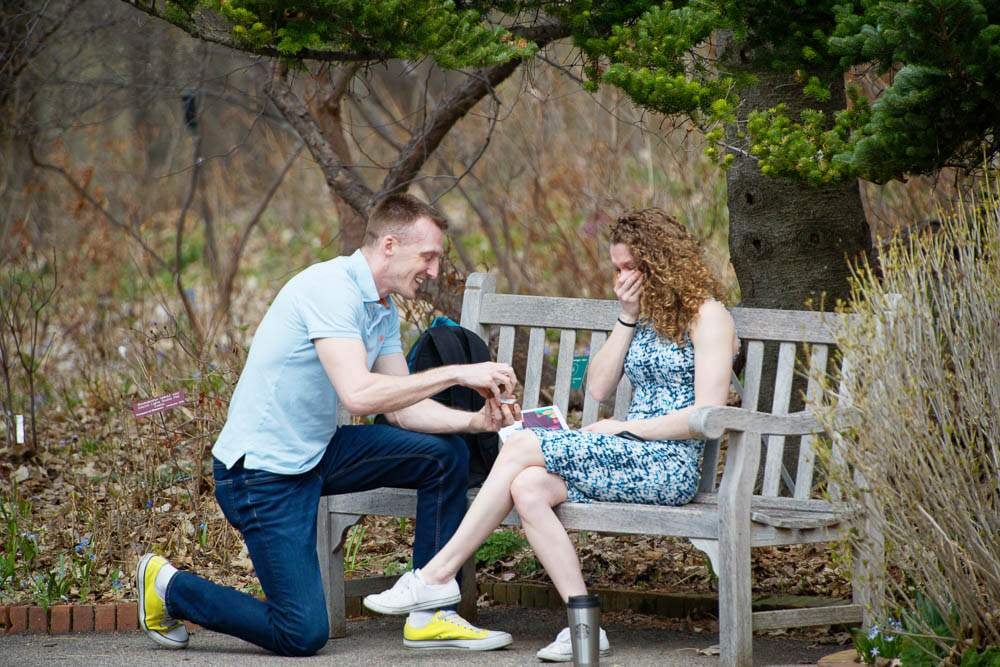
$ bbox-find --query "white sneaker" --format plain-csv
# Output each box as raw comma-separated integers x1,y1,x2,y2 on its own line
363,570,461,615
536,626,611,662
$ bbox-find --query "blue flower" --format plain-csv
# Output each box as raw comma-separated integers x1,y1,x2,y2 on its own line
145,500,154,509
870,647,879,657
198,523,207,531
74,536,91,553
111,578,123,591
867,624,880,640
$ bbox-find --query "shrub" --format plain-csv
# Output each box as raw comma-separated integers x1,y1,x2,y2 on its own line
821,174,1000,656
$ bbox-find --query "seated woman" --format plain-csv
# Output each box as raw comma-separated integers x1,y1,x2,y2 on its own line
365,208,739,660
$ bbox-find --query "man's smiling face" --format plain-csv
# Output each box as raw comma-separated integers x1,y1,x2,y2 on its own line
387,215,444,299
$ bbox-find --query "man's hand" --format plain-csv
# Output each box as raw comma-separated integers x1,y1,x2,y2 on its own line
470,397,521,432
454,362,519,400
581,418,629,435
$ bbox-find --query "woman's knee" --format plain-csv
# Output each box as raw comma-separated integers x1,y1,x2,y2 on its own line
498,431,541,467
510,467,555,518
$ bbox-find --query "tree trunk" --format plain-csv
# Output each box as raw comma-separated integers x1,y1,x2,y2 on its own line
726,64,871,311
724,50,872,495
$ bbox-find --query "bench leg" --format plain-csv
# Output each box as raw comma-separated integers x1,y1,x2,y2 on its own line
718,523,753,667
852,502,885,627
317,500,362,639
458,556,478,622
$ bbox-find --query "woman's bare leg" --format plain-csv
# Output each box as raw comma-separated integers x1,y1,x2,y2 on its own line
420,430,546,584
509,466,587,601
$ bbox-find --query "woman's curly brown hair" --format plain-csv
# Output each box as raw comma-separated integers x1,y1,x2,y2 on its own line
610,208,723,344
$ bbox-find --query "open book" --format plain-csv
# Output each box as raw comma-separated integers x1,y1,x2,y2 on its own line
498,405,569,443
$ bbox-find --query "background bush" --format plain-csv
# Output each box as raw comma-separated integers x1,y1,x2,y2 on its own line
823,173,1000,658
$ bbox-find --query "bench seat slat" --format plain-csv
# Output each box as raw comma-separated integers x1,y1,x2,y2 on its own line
326,489,850,545
753,604,862,630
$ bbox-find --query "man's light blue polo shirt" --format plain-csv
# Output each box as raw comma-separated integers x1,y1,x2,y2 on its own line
213,250,402,474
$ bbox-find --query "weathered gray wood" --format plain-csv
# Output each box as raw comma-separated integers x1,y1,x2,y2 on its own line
751,509,845,529
718,430,759,667
459,272,496,341
698,438,721,493
553,329,576,417
344,575,400,597
497,325,516,366
613,375,632,420
688,406,860,441
478,293,619,330
741,341,765,413
762,342,797,496
326,513,362,638
522,327,546,410
716,340,764,667
752,604,862,630
317,496,335,637
795,344,829,499
582,331,607,426
475,289,851,344
459,557,478,622
327,488,846,549
730,308,851,345
828,356,854,502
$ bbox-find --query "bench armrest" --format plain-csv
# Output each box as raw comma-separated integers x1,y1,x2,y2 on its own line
688,405,860,440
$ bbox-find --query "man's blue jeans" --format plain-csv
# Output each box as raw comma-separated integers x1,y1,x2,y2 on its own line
165,424,470,656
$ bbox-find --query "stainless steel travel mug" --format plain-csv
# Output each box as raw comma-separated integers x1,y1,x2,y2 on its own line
567,594,600,666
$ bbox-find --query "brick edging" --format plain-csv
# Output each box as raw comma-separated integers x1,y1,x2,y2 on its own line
1,603,202,635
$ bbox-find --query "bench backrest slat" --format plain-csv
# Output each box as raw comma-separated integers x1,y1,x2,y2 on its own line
497,325,516,366
761,342,797,496
582,331,607,425
522,327,546,410
793,343,830,499
553,330,577,416
460,273,847,501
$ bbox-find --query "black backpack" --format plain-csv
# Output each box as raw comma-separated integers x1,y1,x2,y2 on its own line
377,322,500,488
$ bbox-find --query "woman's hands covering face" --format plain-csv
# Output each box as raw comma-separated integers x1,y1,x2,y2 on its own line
614,268,643,320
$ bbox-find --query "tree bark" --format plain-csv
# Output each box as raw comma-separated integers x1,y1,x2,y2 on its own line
723,49,873,495
726,63,871,311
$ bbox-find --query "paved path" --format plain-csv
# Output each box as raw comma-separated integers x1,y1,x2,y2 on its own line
1,606,840,666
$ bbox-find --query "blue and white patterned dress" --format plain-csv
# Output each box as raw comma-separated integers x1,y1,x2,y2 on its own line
534,324,704,506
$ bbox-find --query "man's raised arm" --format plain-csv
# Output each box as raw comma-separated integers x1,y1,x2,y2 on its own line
315,338,517,417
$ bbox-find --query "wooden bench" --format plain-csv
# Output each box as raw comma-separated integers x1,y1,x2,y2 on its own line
317,272,879,667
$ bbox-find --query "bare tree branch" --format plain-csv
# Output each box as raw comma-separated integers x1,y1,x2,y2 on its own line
377,23,568,199
266,69,375,214
218,142,304,320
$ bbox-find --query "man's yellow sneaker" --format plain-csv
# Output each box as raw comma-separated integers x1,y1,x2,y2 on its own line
403,610,513,651
136,553,189,649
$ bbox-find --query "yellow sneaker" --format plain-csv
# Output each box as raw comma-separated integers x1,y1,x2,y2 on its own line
136,553,189,649
403,610,513,651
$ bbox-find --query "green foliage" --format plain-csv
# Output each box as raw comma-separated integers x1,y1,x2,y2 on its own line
0,488,37,598
475,529,527,566
343,523,367,575
171,0,536,68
